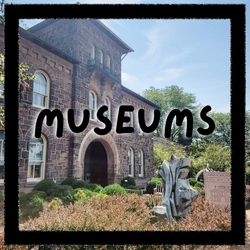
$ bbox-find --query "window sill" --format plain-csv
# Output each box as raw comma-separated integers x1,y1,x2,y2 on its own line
32,104,48,109
27,178,43,184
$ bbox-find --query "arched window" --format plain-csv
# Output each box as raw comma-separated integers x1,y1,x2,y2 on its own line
32,71,49,108
27,135,47,182
106,55,111,72
128,147,134,177
138,150,144,177
104,97,111,119
127,111,134,127
98,49,103,66
90,44,95,61
89,91,97,120
0,131,4,182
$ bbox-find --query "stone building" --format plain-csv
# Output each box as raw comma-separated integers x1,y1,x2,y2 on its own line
0,19,158,189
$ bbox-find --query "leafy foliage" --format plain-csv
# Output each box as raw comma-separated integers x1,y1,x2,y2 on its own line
61,178,103,192
146,177,162,194
189,178,204,191
19,191,46,220
191,144,230,173
0,52,35,128
33,179,57,194
47,185,74,204
48,197,63,210
143,85,198,141
101,184,127,196
121,176,136,189
153,141,186,168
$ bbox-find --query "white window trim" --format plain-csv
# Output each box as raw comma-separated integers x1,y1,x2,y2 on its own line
138,150,144,177
90,44,95,60
89,90,97,121
32,70,50,109
104,97,111,119
27,135,47,183
99,49,104,65
128,147,134,177
106,55,111,71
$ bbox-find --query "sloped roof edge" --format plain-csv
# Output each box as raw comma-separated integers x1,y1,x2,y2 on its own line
28,19,134,54
121,85,160,109
20,27,80,64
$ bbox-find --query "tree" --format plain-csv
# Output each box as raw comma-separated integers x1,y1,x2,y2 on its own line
143,85,199,144
153,140,186,168
191,143,231,173
203,112,231,146
0,52,35,129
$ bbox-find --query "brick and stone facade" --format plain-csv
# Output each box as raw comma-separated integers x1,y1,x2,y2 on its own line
0,20,158,189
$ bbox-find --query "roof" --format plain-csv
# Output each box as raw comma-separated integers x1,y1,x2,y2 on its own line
121,85,160,109
28,19,134,54
90,20,133,53
20,27,80,64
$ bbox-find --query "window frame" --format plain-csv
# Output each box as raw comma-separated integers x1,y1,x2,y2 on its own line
32,70,50,109
98,49,104,66
90,44,95,61
138,149,144,177
27,135,47,183
104,97,111,119
106,55,111,72
128,147,134,177
89,90,97,121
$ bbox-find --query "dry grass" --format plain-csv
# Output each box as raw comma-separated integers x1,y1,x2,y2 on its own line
0,194,237,249
22,194,230,232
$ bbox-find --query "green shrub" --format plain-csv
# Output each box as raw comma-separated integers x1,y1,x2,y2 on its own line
189,178,197,187
19,191,46,220
47,185,73,204
121,176,136,189
73,189,88,203
83,183,102,192
188,178,204,191
92,184,103,193
61,178,104,193
146,177,162,194
72,180,87,189
48,197,63,209
73,188,94,199
93,192,108,199
194,181,204,189
191,144,230,173
102,184,127,196
33,179,56,195
61,178,79,188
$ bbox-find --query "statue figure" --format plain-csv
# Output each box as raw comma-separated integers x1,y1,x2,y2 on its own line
155,155,198,219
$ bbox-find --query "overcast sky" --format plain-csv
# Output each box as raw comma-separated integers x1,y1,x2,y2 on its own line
6,0,249,113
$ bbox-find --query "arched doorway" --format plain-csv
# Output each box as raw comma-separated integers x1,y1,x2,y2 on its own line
84,140,108,186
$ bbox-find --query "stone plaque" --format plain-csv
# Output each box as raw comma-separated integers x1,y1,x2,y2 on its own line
203,172,231,208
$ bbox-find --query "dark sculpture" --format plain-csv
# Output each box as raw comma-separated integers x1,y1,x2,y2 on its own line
155,155,198,219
